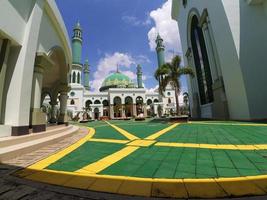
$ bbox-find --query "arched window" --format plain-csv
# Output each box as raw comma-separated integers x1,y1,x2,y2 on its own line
168,98,171,104
113,96,122,105
94,100,101,104
77,72,80,84
85,100,92,108
147,99,152,105
102,100,109,106
125,96,133,105
72,72,76,83
70,99,75,105
136,96,143,105
190,15,213,105
153,99,159,103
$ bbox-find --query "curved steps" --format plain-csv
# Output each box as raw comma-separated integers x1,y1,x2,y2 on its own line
0,125,79,162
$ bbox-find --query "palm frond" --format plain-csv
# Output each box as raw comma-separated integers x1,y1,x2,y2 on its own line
178,67,195,78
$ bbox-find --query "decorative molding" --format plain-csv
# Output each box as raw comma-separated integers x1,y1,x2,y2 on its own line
199,9,209,27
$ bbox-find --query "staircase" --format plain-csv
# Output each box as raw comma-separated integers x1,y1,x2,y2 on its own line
0,125,79,162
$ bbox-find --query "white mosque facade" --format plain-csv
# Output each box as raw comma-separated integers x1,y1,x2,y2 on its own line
172,0,267,121
67,23,177,120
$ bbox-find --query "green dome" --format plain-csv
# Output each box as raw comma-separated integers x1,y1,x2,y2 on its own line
100,72,135,91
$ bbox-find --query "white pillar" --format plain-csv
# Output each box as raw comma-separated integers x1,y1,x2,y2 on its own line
30,64,46,132
110,105,114,119
4,0,44,136
49,98,58,124
58,91,68,124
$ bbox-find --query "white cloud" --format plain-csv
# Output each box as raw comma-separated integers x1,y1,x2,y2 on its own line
146,85,159,93
91,52,152,92
147,0,182,62
122,14,151,27
91,52,135,91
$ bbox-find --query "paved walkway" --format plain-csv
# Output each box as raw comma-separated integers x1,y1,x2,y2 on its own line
8,120,267,199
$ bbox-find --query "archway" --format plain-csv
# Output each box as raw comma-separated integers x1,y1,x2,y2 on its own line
72,72,76,83
190,15,213,105
102,100,109,117
136,96,143,116
85,100,92,108
94,100,101,104
147,99,152,105
146,99,153,117
113,96,122,118
125,96,133,117
94,107,100,120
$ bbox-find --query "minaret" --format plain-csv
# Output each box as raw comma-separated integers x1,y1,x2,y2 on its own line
137,64,143,88
83,59,90,90
155,34,165,68
72,21,82,64
71,21,83,85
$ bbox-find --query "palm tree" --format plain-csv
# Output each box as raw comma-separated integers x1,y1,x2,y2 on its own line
154,55,194,115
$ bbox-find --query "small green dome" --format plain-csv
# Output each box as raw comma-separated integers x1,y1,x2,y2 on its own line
100,72,135,92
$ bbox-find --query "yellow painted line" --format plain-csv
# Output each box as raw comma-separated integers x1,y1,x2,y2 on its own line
27,127,95,170
20,168,267,198
189,121,267,127
145,123,180,140
75,146,140,174
88,138,129,144
105,121,139,140
155,142,267,150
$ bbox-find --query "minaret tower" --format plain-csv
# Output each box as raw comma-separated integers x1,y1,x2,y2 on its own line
137,64,143,88
83,59,90,90
155,34,165,68
71,21,83,85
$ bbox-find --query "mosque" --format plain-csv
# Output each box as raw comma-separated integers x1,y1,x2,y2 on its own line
67,23,177,120
172,0,267,121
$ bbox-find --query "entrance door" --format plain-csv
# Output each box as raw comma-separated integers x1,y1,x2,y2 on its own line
94,108,99,120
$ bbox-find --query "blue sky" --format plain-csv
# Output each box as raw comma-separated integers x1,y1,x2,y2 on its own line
55,0,186,93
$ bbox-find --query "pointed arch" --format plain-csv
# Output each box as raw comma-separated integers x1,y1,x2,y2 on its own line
72,72,76,83
77,72,81,84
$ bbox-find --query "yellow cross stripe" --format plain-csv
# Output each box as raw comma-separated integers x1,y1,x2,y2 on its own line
105,121,140,140
145,123,180,140
75,146,140,174
88,138,129,144
28,127,95,170
155,142,267,150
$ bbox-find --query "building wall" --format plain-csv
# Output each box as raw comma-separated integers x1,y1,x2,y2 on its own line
172,0,267,120
0,0,71,136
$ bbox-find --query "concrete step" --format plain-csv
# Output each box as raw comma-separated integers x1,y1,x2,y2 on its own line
0,125,73,148
0,125,80,162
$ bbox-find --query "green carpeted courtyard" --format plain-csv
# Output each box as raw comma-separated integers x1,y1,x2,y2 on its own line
43,120,267,179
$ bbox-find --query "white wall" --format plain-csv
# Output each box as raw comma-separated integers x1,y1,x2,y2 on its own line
174,0,251,120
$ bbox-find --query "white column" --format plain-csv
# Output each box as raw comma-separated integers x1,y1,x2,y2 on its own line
110,105,114,119
133,104,137,117
58,91,68,124
30,64,46,132
49,98,58,124
4,0,44,135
